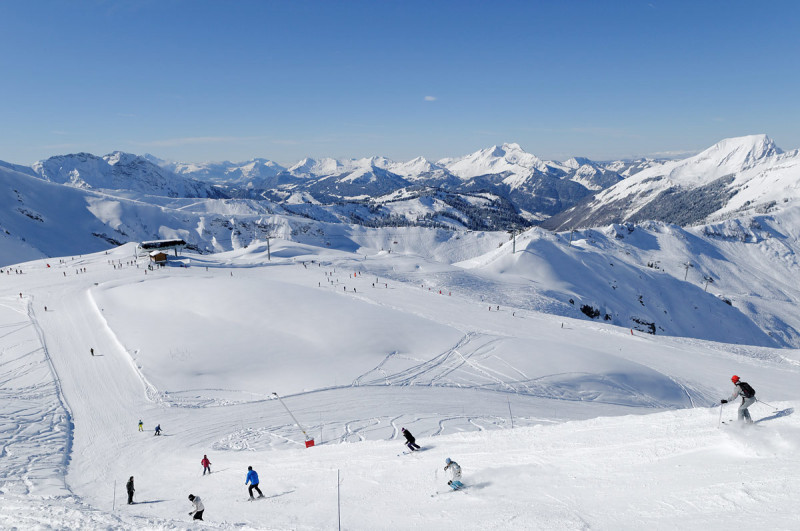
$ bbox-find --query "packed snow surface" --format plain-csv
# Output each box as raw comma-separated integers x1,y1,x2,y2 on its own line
0,238,799,530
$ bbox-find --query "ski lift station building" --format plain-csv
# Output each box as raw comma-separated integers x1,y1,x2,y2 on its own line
137,239,186,257
149,251,168,265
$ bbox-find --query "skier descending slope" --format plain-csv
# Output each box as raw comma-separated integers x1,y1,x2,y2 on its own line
444,458,464,490
188,494,204,520
245,466,264,500
721,375,756,424
401,428,421,452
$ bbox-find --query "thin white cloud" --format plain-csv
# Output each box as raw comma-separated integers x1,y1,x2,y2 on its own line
424,96,437,102
647,149,699,159
269,139,302,146
131,136,263,148
39,142,85,150
570,126,641,139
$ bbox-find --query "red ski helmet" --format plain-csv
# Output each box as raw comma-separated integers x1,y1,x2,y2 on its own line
731,375,740,383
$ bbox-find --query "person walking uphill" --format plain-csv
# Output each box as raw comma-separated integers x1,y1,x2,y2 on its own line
201,455,211,475
188,494,204,520
401,427,421,452
126,476,135,504
721,375,756,424
245,466,264,500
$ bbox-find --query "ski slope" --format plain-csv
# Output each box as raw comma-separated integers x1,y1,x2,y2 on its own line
0,240,799,529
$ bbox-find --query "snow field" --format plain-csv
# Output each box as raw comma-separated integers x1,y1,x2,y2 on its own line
0,240,799,529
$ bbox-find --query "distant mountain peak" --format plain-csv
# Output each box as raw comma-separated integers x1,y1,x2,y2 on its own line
104,151,141,166
563,157,595,170
444,142,548,179
698,134,781,166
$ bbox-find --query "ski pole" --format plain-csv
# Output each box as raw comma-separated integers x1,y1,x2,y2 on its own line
756,398,778,410
717,403,723,428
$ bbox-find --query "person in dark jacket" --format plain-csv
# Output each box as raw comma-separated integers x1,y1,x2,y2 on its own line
188,494,204,520
154,424,161,436
245,466,264,499
721,375,755,424
401,427,421,451
126,476,135,504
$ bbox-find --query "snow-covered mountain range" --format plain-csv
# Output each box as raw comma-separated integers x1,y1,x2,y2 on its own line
2,133,800,348
3,134,799,252
32,151,225,199
542,134,800,230
8,143,664,234
5,134,798,242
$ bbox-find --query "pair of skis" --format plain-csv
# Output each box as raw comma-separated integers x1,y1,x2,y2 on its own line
398,447,426,456
431,482,468,497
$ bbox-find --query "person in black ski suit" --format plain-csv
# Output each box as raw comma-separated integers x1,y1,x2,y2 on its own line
401,427,421,451
721,375,755,424
126,476,135,504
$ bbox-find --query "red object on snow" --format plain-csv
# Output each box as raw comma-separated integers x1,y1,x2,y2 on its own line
305,439,315,448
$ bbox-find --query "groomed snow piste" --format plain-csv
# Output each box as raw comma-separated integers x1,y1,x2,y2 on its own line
0,237,798,530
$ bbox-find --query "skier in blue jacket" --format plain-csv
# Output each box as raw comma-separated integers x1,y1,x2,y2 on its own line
245,466,264,500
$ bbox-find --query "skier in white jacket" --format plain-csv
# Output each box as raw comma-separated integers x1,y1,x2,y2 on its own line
444,458,463,490
188,494,205,521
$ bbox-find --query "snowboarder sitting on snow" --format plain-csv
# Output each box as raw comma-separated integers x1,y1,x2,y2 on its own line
245,466,264,500
154,424,161,436
188,494,204,520
401,427,421,451
444,458,464,490
201,454,211,475
126,476,135,504
721,375,756,424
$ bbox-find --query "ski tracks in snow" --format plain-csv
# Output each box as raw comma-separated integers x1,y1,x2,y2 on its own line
352,332,526,391
0,297,72,497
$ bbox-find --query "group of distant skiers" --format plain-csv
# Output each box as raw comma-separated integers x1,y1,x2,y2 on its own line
125,457,264,520
124,424,464,521
123,374,762,521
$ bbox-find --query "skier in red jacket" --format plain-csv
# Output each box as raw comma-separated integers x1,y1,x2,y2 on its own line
201,455,211,475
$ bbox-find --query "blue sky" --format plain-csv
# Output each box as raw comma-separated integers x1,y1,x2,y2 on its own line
1,0,798,166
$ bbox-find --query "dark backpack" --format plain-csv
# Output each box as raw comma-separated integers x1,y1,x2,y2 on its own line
738,381,756,398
